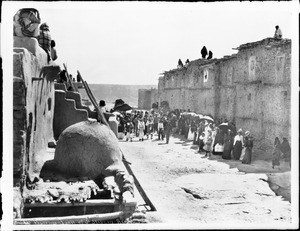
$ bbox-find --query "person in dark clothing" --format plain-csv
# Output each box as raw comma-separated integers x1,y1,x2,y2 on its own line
76,73,81,82
222,130,233,159
178,59,184,68
201,46,208,59
233,129,243,160
198,132,205,153
213,127,224,155
164,118,172,144
207,51,213,60
185,59,190,65
59,70,68,84
242,131,253,164
272,137,282,169
280,137,291,167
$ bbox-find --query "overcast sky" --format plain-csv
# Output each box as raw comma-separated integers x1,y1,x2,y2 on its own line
2,1,299,85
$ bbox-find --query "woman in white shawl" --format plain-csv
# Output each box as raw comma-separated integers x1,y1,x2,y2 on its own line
233,129,244,160
138,117,145,141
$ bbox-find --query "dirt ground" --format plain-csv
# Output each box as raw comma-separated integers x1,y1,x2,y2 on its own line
119,133,294,229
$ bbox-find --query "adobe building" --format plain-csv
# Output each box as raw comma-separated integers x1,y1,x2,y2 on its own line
138,88,158,110
150,37,291,155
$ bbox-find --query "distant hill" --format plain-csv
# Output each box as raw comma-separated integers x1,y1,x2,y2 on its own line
78,84,157,109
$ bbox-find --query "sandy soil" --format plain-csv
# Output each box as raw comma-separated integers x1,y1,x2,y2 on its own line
119,133,293,229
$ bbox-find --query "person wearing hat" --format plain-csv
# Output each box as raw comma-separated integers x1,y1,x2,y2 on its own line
37,22,52,62
233,128,244,160
242,131,253,164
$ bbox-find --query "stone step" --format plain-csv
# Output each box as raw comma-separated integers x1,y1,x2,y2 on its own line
53,90,89,140
54,83,97,119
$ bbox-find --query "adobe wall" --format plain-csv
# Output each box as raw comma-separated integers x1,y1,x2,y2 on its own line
152,37,291,156
138,88,158,110
158,59,218,115
233,38,291,153
13,37,58,185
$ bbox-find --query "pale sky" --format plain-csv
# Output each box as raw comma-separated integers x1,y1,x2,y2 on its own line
2,1,298,85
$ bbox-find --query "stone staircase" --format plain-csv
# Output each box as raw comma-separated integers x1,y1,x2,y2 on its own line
53,83,97,140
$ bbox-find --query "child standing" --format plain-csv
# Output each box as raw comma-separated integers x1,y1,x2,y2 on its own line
204,130,213,157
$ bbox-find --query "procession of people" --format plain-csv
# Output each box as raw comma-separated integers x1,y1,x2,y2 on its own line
99,101,290,168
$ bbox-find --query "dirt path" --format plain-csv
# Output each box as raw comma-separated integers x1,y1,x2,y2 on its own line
119,133,292,228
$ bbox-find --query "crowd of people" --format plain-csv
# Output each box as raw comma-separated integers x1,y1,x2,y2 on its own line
101,105,291,168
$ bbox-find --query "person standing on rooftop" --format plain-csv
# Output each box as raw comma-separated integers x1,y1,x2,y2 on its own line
274,25,282,39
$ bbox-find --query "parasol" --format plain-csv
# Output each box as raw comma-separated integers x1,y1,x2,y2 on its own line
114,103,132,112
112,111,123,117
200,115,214,122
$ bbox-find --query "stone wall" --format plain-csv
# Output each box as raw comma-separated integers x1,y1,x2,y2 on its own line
151,37,291,155
138,88,158,109
13,37,59,185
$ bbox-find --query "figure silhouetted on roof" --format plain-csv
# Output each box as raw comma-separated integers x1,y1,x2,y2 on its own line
185,59,190,65
207,51,213,60
177,59,183,68
201,46,208,59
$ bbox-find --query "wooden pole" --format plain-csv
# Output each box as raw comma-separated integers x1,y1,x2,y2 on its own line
120,149,157,211
77,70,109,127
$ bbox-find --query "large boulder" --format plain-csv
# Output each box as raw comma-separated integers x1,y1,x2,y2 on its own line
41,120,123,181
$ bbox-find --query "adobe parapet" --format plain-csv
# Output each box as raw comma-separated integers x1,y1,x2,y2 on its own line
236,37,291,51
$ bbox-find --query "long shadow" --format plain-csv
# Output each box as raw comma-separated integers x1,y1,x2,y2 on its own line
203,152,289,174
172,133,197,148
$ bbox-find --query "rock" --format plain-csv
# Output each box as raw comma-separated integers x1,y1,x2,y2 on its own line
45,120,122,179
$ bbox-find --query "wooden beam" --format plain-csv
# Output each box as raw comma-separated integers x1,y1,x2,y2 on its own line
121,149,157,211
14,211,124,225
24,199,118,208
77,70,109,127
63,63,78,92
